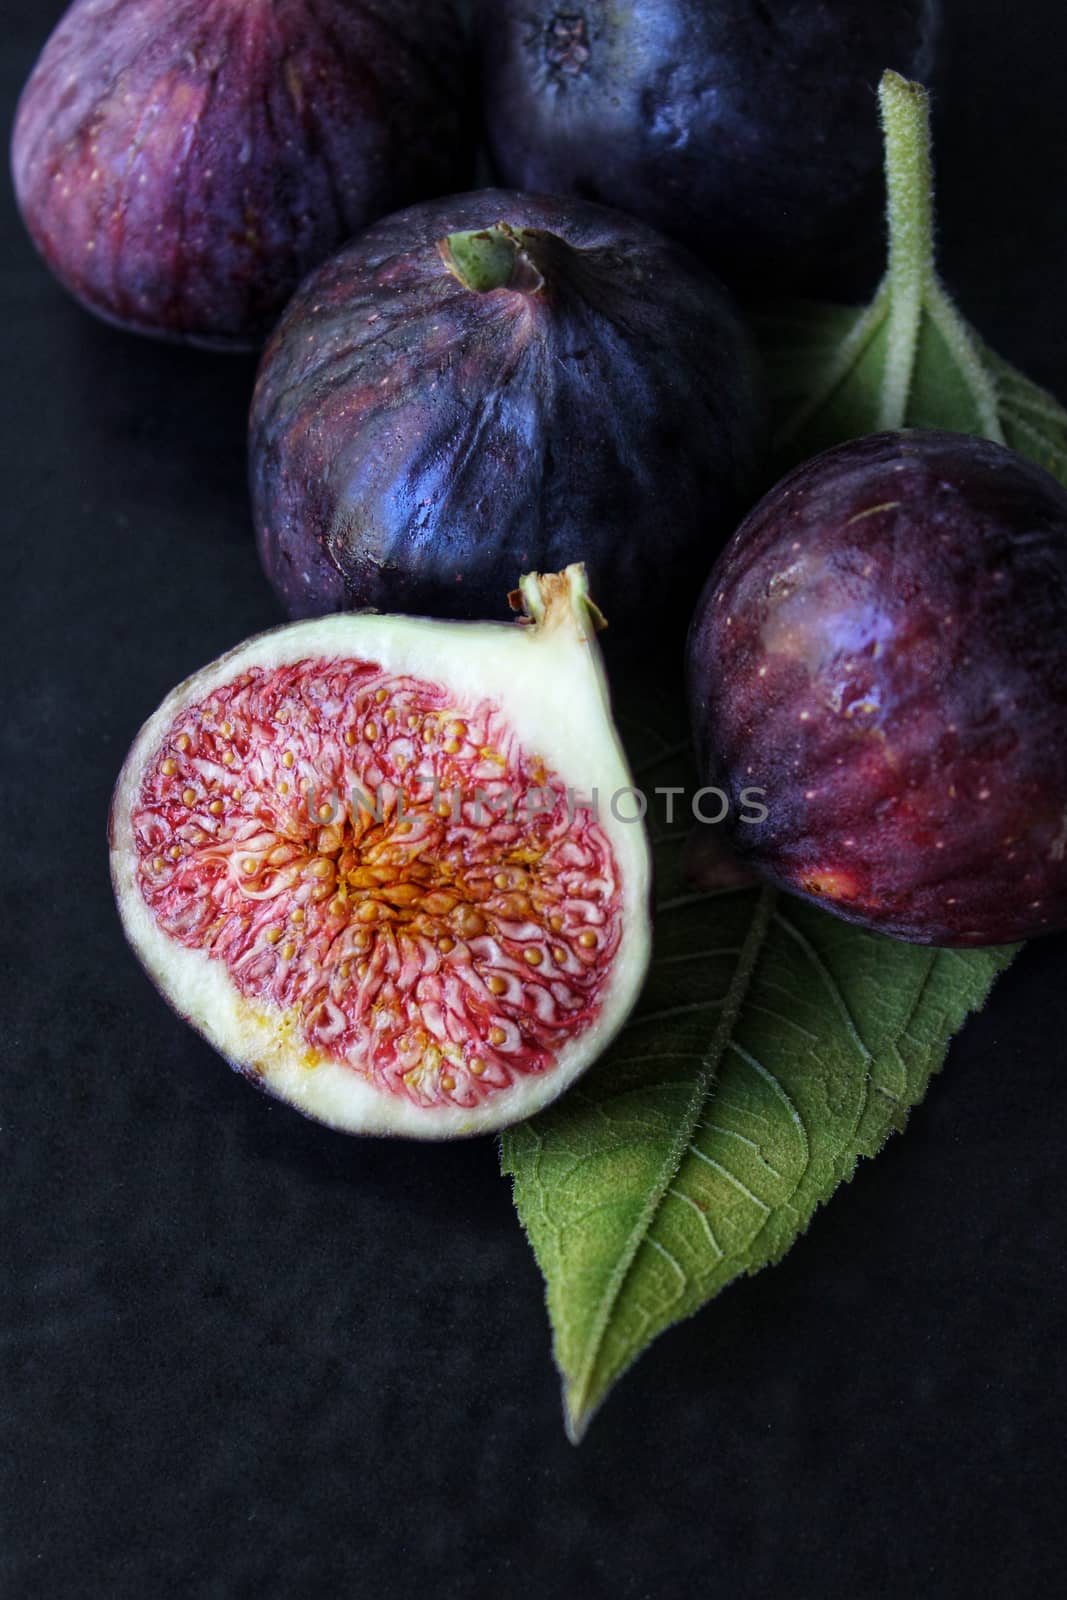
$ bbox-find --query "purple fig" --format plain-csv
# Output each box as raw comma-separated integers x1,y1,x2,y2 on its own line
11,0,473,348
477,0,939,298
687,430,1067,946
249,189,767,641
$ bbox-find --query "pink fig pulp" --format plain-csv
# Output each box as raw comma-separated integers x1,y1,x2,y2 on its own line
110,569,652,1136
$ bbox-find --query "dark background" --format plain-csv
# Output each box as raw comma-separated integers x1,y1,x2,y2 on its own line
4,3,1066,1596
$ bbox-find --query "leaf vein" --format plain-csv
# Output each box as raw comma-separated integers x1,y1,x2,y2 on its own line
561,888,777,1438
684,1145,772,1214
666,1187,724,1259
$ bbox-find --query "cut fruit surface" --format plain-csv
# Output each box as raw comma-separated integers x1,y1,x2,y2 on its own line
110,569,652,1136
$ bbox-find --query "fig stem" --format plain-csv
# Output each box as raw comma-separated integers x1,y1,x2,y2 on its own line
439,224,545,295
516,566,606,636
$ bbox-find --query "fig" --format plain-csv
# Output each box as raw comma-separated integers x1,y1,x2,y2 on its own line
11,0,472,348
687,430,1067,946
110,567,652,1137
476,0,938,297
249,189,766,638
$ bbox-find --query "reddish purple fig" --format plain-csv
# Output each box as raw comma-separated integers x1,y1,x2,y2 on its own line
11,0,472,348
249,189,766,640
687,430,1067,946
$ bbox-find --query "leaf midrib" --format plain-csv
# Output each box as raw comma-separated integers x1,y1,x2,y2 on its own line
564,886,777,1439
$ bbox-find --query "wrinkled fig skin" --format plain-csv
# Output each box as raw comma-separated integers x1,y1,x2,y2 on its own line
477,0,939,298
687,431,1067,946
250,189,767,639
11,0,471,348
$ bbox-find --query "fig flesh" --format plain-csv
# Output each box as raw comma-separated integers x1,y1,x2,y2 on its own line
687,431,1067,946
110,568,652,1137
12,0,472,348
249,189,766,639
477,0,938,297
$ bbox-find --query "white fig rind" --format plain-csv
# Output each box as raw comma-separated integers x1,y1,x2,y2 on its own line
110,572,652,1137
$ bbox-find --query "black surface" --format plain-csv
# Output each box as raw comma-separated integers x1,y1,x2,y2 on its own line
3,4,1066,1596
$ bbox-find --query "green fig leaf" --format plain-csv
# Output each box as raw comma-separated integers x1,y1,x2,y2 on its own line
756,72,1067,487
979,343,1067,485
502,69,1035,1443
503,714,1014,1442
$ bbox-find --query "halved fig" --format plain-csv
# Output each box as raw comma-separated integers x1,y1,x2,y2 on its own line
110,568,651,1137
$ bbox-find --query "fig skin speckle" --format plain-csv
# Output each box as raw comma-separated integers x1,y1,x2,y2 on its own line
11,0,473,348
687,430,1067,946
249,188,766,639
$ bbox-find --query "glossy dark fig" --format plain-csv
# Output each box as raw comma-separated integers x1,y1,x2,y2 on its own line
250,189,766,641
687,430,1067,946
11,0,472,348
477,0,938,298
